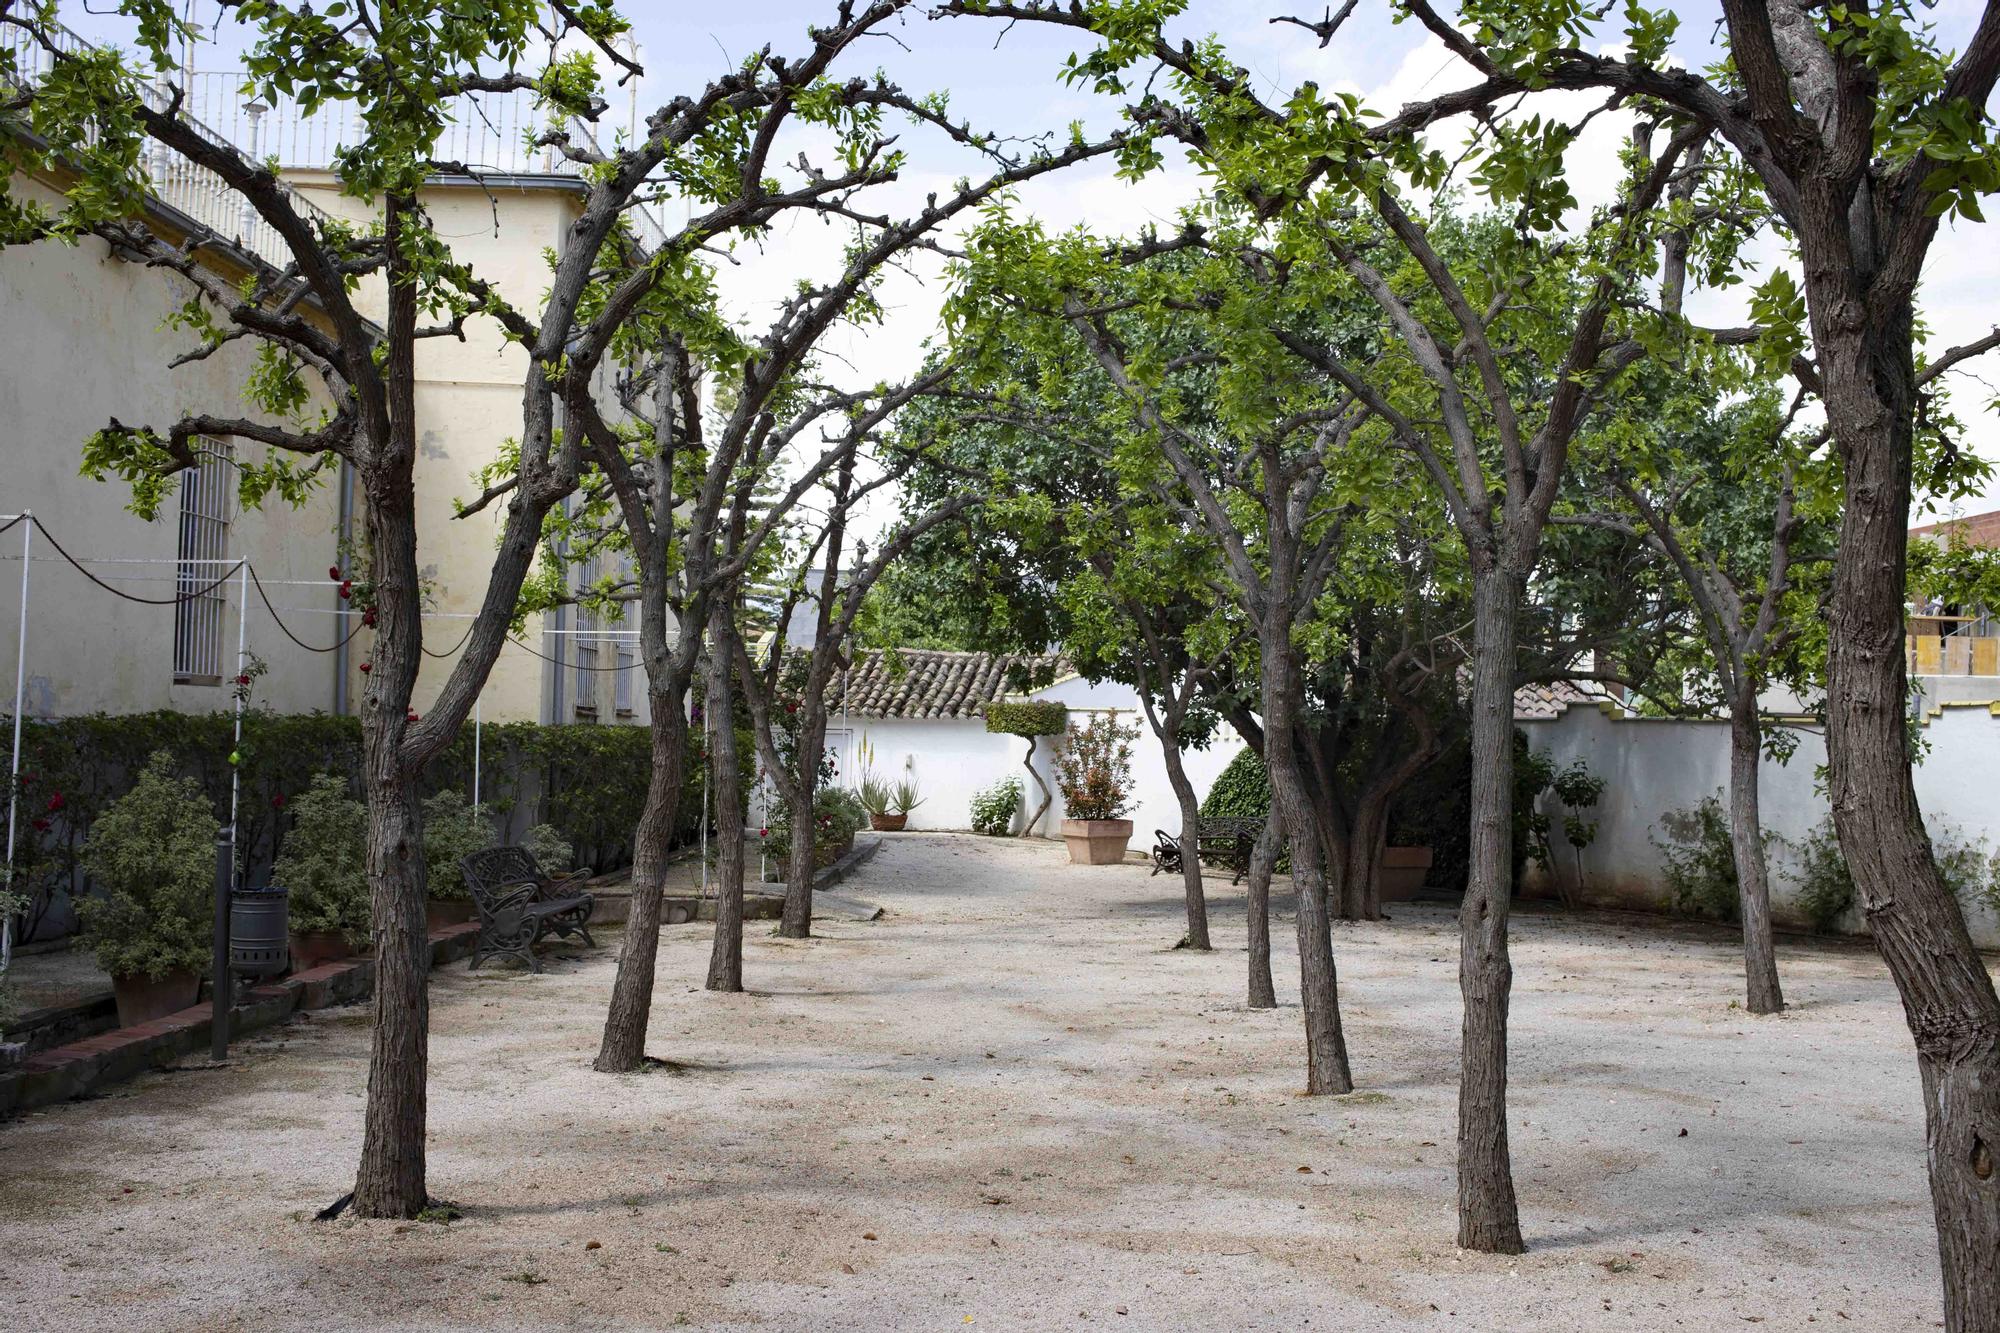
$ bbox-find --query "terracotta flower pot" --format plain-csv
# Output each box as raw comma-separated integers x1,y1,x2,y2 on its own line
289,930,357,972
1061,818,1134,865
1377,845,1435,901
110,968,201,1028
426,898,475,931
869,812,907,832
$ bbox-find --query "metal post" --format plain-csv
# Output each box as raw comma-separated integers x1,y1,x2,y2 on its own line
700,698,710,900
210,829,232,1061
228,562,248,884
472,695,482,809
2,515,31,982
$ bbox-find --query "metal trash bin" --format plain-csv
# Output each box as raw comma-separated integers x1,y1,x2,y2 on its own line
229,884,290,978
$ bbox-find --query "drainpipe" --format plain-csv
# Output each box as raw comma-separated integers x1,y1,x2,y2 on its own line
334,459,353,715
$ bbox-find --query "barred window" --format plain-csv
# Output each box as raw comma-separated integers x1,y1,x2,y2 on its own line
173,443,234,683
572,554,600,715
614,641,635,714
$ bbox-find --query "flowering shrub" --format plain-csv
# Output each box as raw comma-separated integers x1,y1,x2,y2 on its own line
1054,714,1137,821
970,777,1021,836
763,787,869,874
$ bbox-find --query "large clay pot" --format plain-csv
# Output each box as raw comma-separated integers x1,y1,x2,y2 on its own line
288,930,356,972
110,969,200,1028
869,813,907,832
1378,845,1435,901
426,898,476,932
1061,818,1134,865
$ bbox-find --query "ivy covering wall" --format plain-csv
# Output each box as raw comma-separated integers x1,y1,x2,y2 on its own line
3,711,715,944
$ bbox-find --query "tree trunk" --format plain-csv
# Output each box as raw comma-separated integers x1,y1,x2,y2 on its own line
704,614,746,994
1727,698,1785,1015
1456,572,1525,1254
1160,734,1212,950
1818,311,2000,1331
1246,808,1280,1010
779,777,816,939
1344,792,1392,923
595,692,689,1072
1261,626,1353,1095
1019,735,1053,836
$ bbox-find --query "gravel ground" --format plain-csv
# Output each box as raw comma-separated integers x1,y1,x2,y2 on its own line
0,832,1955,1331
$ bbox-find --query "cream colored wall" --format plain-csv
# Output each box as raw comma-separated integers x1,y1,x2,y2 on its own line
286,173,588,723
0,177,343,719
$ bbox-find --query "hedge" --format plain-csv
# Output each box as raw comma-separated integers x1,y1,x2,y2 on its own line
2,710,721,945
984,701,1068,738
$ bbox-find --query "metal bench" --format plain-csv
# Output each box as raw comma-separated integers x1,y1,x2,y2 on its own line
1148,816,1258,885
460,845,597,973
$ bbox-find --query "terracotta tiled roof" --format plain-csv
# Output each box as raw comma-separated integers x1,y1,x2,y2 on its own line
1911,508,2000,550
1513,680,1607,721
822,649,1068,720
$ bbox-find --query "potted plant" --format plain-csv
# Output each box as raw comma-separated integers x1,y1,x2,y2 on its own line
888,775,924,830
1054,714,1138,865
858,768,902,832
77,752,216,1026
273,773,371,970
421,789,495,929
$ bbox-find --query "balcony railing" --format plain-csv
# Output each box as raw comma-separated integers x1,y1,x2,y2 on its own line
1908,616,1999,676
3,20,332,269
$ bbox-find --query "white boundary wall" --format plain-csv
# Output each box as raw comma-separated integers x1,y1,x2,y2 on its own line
826,674,1247,841
1519,695,2000,948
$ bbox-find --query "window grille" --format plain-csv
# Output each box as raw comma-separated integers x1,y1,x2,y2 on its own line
173,443,234,683
615,642,635,713
572,554,600,714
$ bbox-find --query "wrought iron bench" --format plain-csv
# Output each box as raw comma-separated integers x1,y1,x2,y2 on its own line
459,846,597,973
1149,816,1259,885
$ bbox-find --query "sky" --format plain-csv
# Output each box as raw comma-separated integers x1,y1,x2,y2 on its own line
54,1,2000,524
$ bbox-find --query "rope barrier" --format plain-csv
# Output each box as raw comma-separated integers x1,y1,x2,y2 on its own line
246,563,363,655
27,515,245,606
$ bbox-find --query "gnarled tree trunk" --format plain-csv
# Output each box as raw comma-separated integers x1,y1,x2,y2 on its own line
595,692,690,1071
1246,807,1280,1010
1727,698,1784,1015
1019,735,1054,837
1819,309,2000,1328
704,610,747,994
1261,625,1353,1095
1160,733,1212,950
1456,573,1525,1254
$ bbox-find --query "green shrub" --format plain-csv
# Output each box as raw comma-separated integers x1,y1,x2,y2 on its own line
984,701,1068,738
272,773,370,943
76,752,217,980
970,777,1022,835
524,823,575,876
1055,713,1137,820
1654,794,1740,922
763,786,868,873
422,790,497,900
1788,816,2000,932
1200,747,1270,822
1788,818,1853,933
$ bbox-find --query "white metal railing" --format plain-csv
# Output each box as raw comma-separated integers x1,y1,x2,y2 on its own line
185,70,571,177
3,19,332,269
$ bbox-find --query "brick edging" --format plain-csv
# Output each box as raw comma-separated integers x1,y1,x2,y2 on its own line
0,923,481,1119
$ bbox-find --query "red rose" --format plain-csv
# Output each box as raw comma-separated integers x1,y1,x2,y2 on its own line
359,662,372,674
338,585,352,600
45,790,64,813
362,608,377,627
407,711,420,723
759,828,769,838
236,673,252,686
328,566,341,580
31,816,49,832
272,794,288,809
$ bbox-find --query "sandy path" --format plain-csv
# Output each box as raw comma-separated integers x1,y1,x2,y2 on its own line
0,833,1950,1330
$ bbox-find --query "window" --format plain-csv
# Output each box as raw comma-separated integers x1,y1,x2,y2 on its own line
173,443,233,683
572,554,599,716
614,641,635,714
